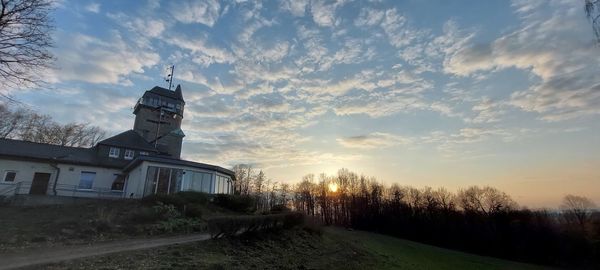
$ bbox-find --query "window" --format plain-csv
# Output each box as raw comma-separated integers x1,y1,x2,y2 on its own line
78,171,96,189
109,147,120,158
3,171,16,182
139,151,149,156
111,174,125,191
124,149,135,160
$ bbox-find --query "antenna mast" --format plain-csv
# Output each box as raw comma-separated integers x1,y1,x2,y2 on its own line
165,65,175,90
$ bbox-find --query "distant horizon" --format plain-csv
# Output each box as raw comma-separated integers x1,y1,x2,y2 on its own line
4,0,599,209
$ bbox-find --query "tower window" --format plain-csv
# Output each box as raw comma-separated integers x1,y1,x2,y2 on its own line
124,149,135,160
109,147,120,158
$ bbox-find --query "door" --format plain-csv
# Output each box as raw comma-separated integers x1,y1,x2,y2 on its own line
30,173,51,195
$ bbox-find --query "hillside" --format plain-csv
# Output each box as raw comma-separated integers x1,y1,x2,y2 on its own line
36,227,553,270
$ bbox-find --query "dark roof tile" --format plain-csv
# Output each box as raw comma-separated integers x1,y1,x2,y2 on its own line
97,130,158,152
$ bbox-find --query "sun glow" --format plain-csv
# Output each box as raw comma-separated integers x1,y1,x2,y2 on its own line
328,182,338,193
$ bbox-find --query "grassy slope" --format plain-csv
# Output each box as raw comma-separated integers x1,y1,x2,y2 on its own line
326,228,554,270
0,200,232,252
38,227,553,270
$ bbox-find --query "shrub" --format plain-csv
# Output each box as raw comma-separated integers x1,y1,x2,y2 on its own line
184,204,203,219
153,202,180,219
176,191,210,205
302,216,323,235
129,202,180,224
152,218,206,234
271,204,291,213
283,212,305,228
130,207,163,223
207,212,305,238
141,194,186,208
212,194,256,213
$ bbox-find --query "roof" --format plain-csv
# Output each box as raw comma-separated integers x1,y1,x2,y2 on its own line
145,85,184,102
0,138,235,179
0,138,121,168
97,130,158,152
123,155,236,179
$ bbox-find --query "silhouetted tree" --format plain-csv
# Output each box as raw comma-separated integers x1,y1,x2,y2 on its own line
561,194,597,232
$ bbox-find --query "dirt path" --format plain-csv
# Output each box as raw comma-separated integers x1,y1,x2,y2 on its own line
0,233,211,270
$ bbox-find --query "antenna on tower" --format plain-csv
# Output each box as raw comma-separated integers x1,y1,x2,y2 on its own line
165,65,175,90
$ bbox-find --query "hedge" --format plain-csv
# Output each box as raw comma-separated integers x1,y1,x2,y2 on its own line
207,212,305,238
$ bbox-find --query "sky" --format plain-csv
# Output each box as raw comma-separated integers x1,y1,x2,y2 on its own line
6,0,600,208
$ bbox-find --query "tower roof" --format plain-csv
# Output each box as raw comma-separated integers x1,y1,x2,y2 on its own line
146,85,184,102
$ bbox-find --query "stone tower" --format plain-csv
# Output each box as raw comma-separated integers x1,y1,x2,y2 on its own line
133,85,185,158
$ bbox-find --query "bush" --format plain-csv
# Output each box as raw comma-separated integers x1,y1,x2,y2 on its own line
142,194,186,208
142,192,210,207
302,216,323,235
207,212,305,238
283,212,304,228
130,207,162,223
130,202,180,224
271,204,291,213
212,194,256,213
175,191,210,205
152,218,206,234
184,204,203,218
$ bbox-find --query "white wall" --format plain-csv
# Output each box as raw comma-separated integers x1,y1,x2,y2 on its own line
1,157,233,199
55,164,123,198
0,159,55,195
124,164,144,199
0,158,122,198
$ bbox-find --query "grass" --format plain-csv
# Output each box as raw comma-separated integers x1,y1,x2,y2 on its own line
36,227,554,270
326,228,554,270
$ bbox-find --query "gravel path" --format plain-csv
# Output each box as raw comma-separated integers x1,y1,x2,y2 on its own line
0,233,211,270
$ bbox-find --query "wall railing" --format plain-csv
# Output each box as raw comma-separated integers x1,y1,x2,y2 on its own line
1,181,124,198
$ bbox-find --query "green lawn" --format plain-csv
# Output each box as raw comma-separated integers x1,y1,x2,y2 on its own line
38,226,555,270
325,228,554,270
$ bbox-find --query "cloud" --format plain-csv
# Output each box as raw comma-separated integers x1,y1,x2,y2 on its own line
337,132,412,149
310,0,348,27
280,0,308,17
171,0,221,27
165,34,235,67
108,13,166,38
444,0,600,121
355,8,385,27
49,31,159,85
380,9,423,48
85,3,100,13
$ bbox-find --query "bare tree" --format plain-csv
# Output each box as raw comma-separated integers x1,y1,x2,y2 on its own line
457,186,517,215
1,102,105,147
434,187,456,212
0,0,55,92
586,0,600,43
560,194,597,231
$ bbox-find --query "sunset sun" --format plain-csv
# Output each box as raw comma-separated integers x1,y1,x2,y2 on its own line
328,182,338,193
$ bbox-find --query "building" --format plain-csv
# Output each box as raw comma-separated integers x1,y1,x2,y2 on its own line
0,85,234,201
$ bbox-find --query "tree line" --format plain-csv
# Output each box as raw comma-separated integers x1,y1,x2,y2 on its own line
233,166,600,268
0,102,105,147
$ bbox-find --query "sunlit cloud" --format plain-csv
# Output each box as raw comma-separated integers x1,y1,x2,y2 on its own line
337,132,412,149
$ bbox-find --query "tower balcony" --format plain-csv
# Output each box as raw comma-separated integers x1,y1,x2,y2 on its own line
134,97,184,116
